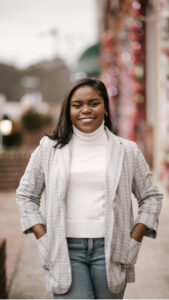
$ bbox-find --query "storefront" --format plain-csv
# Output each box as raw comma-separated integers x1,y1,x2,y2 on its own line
100,0,147,153
155,0,169,193
145,0,169,192
100,0,169,193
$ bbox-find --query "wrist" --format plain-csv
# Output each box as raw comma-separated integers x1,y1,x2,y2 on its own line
131,232,143,242
131,223,148,242
35,232,46,239
31,224,46,239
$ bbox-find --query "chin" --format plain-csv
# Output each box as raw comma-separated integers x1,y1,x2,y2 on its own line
80,126,95,133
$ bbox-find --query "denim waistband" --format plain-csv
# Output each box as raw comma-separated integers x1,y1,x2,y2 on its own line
66,237,104,243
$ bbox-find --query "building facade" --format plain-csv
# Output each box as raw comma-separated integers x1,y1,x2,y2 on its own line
99,0,169,193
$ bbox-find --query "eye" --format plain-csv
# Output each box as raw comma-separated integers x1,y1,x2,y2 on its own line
91,102,99,107
72,104,81,108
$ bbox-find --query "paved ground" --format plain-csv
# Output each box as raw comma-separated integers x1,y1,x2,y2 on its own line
1,183,169,299
124,183,169,299
8,234,52,299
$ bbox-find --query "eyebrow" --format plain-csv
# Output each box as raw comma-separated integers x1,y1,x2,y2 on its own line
71,97,100,103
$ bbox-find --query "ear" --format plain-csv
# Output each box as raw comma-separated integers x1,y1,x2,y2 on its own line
104,111,108,118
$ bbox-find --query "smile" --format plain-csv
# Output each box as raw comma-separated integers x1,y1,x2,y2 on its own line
79,118,95,123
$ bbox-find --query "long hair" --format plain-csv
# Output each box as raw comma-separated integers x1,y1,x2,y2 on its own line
47,78,113,148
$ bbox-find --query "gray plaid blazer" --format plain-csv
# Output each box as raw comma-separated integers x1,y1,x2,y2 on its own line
16,127,163,294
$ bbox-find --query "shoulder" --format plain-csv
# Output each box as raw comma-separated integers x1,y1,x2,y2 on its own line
29,136,56,160
39,136,57,148
105,127,138,152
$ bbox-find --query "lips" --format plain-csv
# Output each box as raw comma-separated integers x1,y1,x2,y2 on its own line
79,117,95,124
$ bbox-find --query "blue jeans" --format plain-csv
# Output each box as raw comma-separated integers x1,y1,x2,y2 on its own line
53,238,126,299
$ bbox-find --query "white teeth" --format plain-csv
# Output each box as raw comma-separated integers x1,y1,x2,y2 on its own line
79,118,94,123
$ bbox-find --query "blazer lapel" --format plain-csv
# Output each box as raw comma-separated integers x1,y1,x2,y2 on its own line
105,129,125,202
59,141,72,202
104,129,125,239
50,141,72,208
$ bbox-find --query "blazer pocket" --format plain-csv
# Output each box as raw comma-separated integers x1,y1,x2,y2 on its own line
125,237,141,267
37,234,50,270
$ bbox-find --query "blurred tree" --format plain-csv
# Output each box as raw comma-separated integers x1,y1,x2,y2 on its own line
0,57,70,103
21,109,52,132
76,43,101,77
23,58,70,103
0,63,23,101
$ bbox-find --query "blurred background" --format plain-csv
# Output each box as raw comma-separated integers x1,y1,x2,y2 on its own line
0,0,169,299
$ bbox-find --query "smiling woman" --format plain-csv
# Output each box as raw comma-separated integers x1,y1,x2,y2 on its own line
16,78,163,299
70,86,106,133
47,78,113,148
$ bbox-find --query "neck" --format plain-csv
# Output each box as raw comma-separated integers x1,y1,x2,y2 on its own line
73,121,106,141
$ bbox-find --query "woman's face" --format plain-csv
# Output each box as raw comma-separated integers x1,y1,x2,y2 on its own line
70,86,106,133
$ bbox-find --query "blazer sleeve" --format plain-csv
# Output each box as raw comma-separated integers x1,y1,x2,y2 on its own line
16,137,46,234
132,147,163,239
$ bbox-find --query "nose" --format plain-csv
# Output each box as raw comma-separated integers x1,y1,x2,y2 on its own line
82,105,91,114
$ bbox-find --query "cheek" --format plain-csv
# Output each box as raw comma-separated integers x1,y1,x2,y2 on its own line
98,106,106,119
70,109,77,123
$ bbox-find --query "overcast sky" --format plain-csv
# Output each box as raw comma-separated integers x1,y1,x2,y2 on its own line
0,0,98,68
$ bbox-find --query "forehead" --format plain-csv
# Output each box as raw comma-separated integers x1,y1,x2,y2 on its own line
71,86,102,101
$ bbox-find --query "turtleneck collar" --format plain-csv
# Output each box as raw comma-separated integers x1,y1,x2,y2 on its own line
73,121,106,141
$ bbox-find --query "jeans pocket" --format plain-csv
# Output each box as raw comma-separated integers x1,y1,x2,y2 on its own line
37,234,50,270
125,237,141,267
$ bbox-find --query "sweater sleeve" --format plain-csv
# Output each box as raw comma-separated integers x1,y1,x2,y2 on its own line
132,147,163,238
16,137,46,234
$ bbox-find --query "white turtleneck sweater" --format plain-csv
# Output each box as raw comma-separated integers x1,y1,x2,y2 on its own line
66,122,107,238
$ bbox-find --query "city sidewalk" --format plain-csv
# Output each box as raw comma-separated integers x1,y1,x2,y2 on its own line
1,186,169,299
9,234,52,299
124,183,169,299
0,191,52,299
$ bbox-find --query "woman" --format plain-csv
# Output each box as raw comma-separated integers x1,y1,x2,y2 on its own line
16,78,163,299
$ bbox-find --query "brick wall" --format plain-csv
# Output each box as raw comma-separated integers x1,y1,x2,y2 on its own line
0,151,31,190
